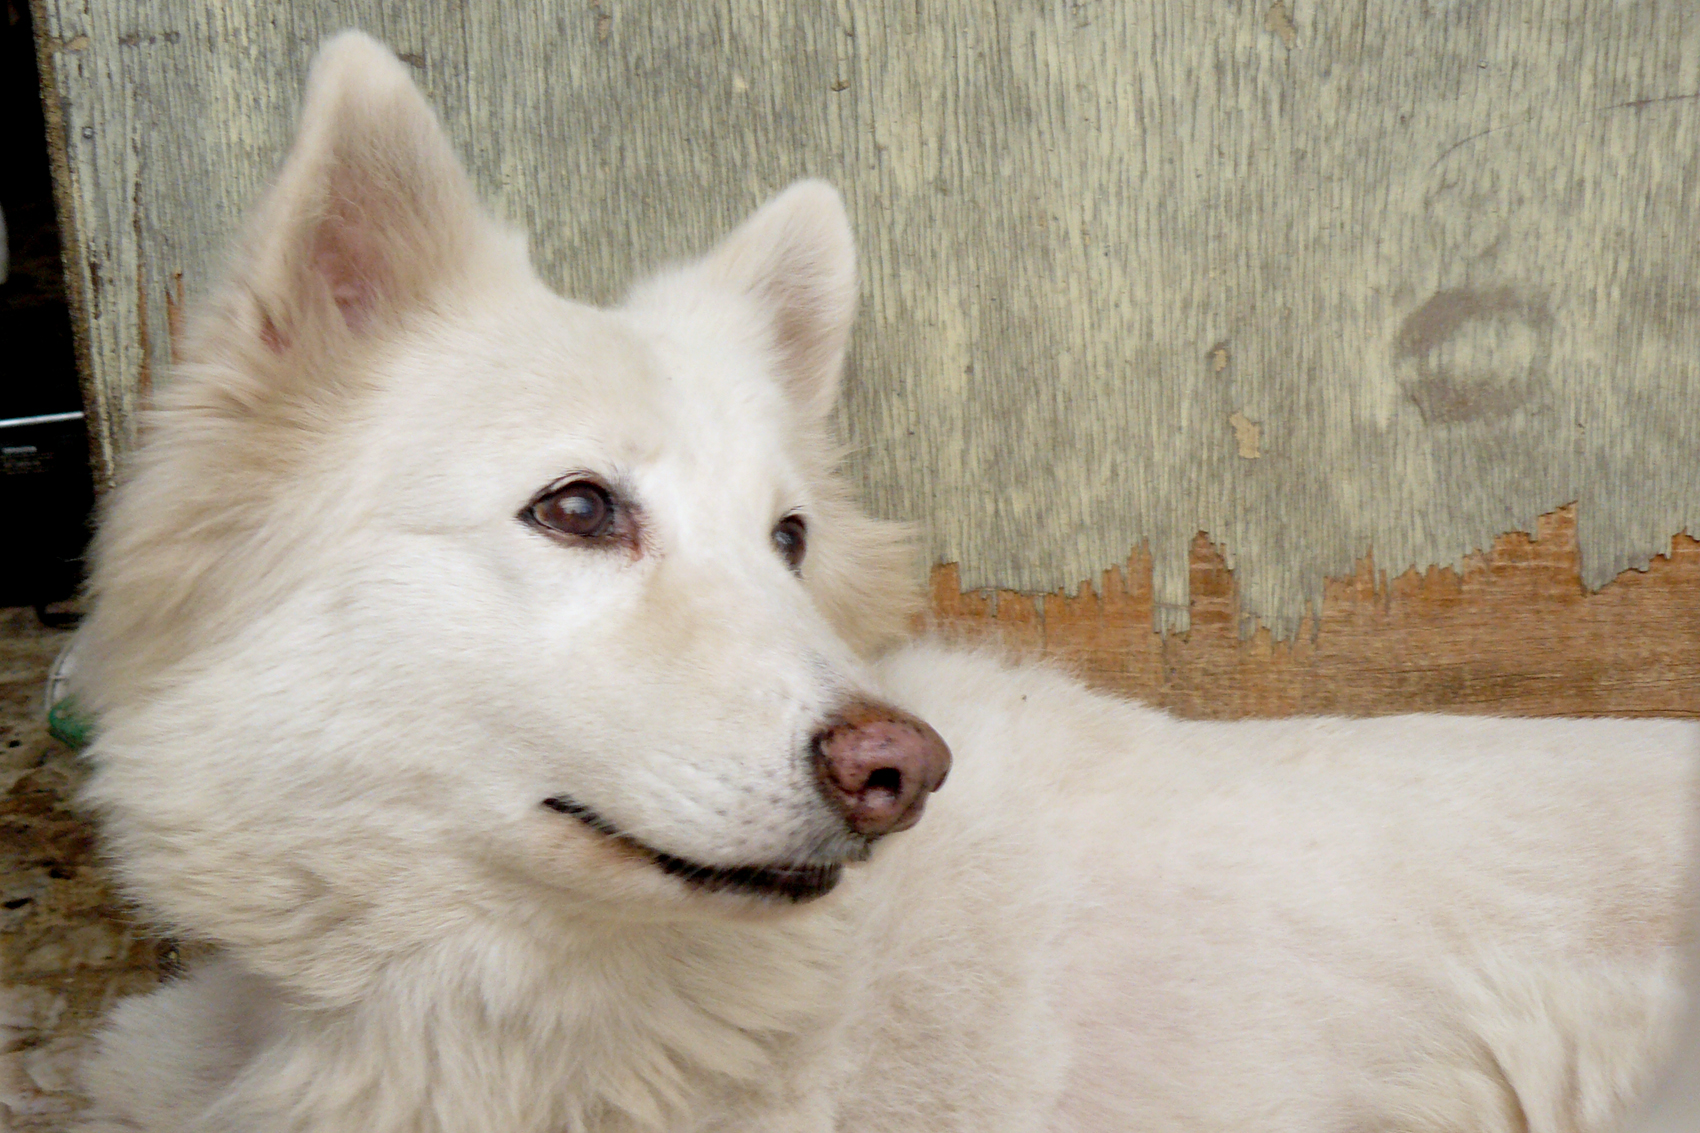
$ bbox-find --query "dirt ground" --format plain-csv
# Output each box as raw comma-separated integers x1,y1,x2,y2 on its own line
0,609,162,1131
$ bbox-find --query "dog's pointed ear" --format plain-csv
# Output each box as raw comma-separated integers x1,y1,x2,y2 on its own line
233,31,493,356
700,181,859,420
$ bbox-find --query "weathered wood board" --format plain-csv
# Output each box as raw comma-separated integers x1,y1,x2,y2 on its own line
28,1,1700,711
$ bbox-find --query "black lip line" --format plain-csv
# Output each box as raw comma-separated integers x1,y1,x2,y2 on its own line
542,796,844,903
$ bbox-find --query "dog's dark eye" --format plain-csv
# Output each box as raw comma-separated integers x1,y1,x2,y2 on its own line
773,515,807,572
529,481,616,539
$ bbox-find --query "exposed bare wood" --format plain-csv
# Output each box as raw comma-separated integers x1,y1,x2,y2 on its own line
930,506,1700,719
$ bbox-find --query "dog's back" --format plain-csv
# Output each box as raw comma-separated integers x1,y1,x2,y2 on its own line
864,646,1693,1131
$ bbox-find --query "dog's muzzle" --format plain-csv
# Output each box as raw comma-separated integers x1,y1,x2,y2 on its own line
540,699,950,904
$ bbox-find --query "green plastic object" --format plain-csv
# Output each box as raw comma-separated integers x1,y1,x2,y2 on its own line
47,694,94,749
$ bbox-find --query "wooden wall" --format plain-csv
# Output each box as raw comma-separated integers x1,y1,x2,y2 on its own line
31,1,1700,715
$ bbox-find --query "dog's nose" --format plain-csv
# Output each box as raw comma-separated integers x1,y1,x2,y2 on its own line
812,700,951,837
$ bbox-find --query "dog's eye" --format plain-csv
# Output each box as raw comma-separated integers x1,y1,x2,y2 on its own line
529,481,616,539
772,515,807,572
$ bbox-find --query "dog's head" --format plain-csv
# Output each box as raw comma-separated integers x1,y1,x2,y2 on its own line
75,32,946,995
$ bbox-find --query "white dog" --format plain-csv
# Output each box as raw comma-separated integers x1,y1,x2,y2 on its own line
70,31,1699,1133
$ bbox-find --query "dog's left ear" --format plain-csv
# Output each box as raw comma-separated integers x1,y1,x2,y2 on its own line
700,181,859,421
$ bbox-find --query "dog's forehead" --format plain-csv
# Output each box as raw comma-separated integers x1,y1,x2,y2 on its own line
612,303,806,505
369,287,802,507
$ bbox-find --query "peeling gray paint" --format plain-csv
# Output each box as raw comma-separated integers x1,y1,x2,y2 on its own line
32,1,1700,637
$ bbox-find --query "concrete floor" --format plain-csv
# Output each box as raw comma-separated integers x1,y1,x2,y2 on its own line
0,609,162,1131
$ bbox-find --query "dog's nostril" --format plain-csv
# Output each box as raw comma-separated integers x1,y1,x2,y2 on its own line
864,766,903,799
813,699,952,839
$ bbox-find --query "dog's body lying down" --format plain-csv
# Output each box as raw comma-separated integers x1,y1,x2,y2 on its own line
72,31,1699,1133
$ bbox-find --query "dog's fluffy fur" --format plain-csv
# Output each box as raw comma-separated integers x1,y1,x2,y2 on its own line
72,32,1700,1133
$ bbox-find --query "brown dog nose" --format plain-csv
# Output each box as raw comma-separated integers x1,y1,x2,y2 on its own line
813,699,951,837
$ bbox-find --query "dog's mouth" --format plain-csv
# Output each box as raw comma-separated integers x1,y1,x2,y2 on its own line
542,796,850,903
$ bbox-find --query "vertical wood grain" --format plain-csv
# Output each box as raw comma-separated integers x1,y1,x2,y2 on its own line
31,2,1700,637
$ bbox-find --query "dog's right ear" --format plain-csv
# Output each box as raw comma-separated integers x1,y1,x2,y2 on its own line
222,31,494,362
